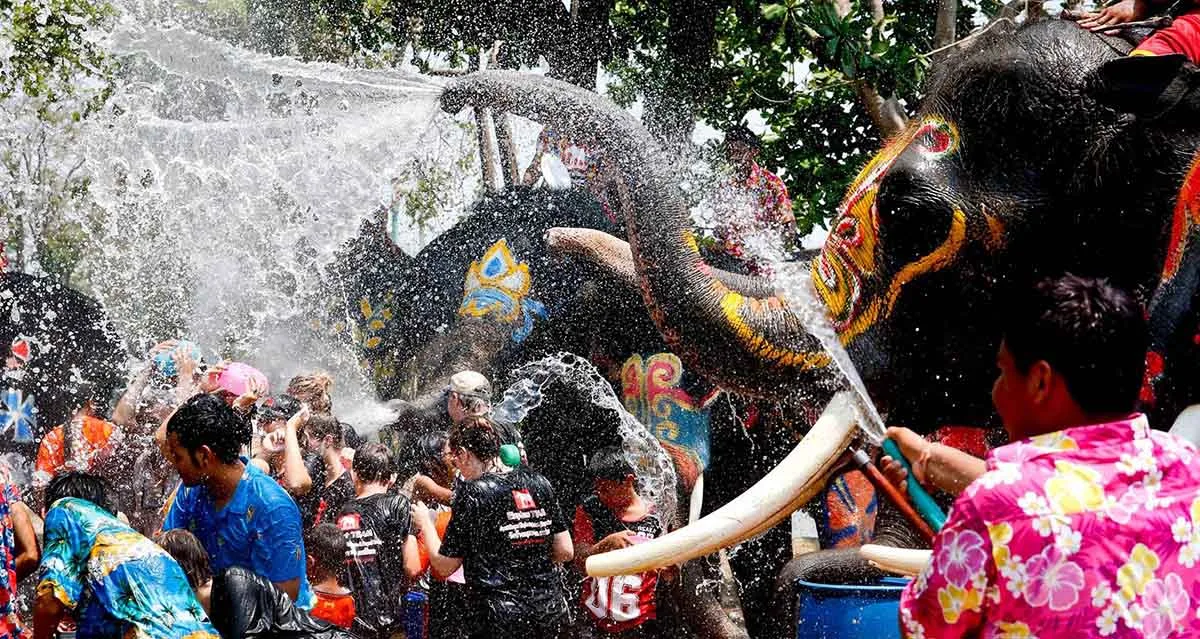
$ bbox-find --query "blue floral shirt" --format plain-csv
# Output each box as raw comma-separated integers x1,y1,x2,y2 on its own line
37,497,219,639
163,460,315,609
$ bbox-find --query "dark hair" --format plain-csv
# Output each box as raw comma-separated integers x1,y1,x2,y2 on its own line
1002,274,1147,414
259,394,301,423
449,417,501,462
305,414,342,448
587,446,636,482
416,430,449,477
305,523,346,575
167,393,252,464
45,471,111,515
353,442,393,483
158,529,212,590
341,422,365,450
725,124,760,150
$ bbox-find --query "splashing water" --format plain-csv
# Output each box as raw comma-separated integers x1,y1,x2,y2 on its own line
702,185,888,443
41,7,486,410
494,353,678,527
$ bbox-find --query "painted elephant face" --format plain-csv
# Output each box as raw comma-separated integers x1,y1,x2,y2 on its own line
814,117,966,346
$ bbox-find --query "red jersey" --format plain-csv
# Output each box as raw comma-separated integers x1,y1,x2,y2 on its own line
574,496,664,633
310,589,355,629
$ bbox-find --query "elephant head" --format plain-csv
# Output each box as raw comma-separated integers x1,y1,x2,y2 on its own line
442,19,1200,573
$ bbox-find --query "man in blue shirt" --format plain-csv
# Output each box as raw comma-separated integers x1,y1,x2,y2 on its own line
161,393,315,609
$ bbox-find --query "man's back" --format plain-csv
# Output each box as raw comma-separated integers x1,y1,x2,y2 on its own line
902,415,1200,638
336,492,411,633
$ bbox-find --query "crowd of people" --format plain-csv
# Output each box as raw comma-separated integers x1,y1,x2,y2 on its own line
0,334,679,639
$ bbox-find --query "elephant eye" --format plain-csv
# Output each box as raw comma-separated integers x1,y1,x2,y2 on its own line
914,119,957,158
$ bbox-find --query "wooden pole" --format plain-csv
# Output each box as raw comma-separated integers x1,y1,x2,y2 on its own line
470,50,499,192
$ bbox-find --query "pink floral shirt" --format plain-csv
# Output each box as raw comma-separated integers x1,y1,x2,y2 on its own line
900,415,1200,639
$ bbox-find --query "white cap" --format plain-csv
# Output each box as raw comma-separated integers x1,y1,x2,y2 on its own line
448,370,492,400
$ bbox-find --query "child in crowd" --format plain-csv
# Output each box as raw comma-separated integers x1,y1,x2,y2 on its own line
306,523,356,630
573,447,666,638
337,443,422,639
157,529,213,615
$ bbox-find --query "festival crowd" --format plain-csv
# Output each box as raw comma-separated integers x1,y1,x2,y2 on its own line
0,343,678,639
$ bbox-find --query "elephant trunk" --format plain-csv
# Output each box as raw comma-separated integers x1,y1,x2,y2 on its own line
441,71,832,399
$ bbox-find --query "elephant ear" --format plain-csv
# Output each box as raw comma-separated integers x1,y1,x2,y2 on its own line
1094,53,1196,119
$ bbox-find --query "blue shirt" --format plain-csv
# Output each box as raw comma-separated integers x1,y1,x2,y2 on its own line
163,460,315,609
38,498,219,639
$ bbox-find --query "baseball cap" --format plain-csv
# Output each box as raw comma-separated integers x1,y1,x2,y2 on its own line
448,370,492,400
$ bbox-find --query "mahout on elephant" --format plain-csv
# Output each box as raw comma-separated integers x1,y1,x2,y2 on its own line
438,14,1200,637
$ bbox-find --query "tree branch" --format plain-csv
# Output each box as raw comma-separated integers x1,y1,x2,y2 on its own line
834,0,907,137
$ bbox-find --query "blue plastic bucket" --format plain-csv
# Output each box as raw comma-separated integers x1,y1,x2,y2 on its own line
795,577,909,639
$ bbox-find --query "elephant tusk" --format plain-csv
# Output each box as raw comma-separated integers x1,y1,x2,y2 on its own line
859,544,932,577
586,392,860,577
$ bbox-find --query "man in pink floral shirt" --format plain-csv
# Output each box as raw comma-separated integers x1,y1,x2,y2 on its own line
710,126,796,274
900,274,1200,638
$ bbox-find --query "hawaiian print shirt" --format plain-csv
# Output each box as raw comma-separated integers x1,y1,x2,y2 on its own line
900,414,1200,638
38,497,219,639
0,485,21,639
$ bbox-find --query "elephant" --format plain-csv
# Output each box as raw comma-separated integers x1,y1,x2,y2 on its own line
438,16,1200,637
330,187,750,637
0,273,125,481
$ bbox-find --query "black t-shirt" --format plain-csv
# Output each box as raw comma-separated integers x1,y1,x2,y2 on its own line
336,492,413,634
440,468,569,628
315,471,354,526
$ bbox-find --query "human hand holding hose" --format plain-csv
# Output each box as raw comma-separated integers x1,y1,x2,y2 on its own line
880,426,987,499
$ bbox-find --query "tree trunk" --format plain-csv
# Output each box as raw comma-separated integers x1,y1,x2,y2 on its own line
934,0,957,49
834,0,907,137
643,0,721,145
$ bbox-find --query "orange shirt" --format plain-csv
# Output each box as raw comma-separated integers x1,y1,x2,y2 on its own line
34,416,115,486
310,589,355,629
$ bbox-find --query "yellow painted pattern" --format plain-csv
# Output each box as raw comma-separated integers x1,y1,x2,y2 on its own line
884,208,968,316
717,287,833,370
459,238,533,323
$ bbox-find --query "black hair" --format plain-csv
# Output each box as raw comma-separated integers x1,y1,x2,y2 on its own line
167,392,252,464
353,442,393,483
304,414,342,448
258,394,302,423
415,430,450,477
158,528,212,590
341,422,365,450
587,446,636,482
1002,274,1147,415
304,522,347,576
448,417,501,462
725,124,761,150
45,471,112,515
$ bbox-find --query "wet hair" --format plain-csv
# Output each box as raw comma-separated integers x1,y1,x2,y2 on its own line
167,392,252,464
353,442,393,483
258,394,302,423
305,523,347,576
340,422,365,450
448,416,501,462
158,529,212,590
415,430,450,477
1002,274,1147,415
45,471,112,515
304,414,342,448
587,446,636,482
287,372,333,414
725,124,761,150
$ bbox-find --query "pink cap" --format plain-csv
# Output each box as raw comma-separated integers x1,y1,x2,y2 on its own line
217,362,270,397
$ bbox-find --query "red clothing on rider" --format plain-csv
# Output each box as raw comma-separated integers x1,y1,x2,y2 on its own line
1133,9,1200,62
